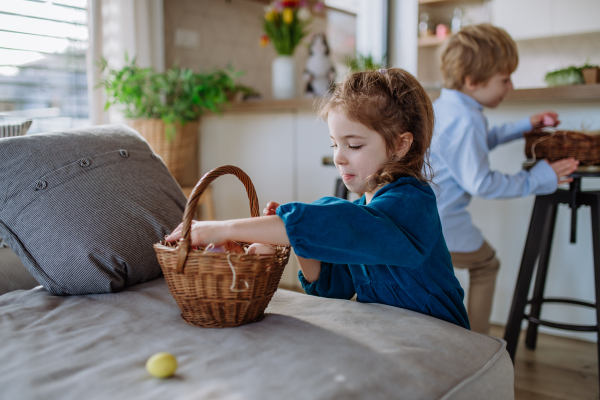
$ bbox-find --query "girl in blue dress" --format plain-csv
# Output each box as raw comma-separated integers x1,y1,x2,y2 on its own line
167,68,470,329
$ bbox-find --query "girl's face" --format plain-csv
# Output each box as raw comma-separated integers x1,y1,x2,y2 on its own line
328,110,390,201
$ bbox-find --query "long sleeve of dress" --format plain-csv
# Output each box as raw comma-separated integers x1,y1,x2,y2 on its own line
299,262,356,300
276,193,437,268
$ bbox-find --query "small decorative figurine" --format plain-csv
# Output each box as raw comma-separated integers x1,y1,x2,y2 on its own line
303,33,335,97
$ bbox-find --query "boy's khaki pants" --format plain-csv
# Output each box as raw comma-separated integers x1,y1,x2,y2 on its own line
450,241,500,335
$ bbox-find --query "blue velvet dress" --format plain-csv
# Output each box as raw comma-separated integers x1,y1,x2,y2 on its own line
276,177,470,330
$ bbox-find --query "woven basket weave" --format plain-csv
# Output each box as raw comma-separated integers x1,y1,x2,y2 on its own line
154,165,291,328
524,128,600,166
126,118,198,182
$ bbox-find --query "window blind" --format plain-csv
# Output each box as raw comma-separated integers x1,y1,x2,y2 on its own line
0,0,88,134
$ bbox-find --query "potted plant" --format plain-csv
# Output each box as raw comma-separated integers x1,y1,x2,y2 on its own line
346,53,388,73
260,0,312,99
98,57,239,182
544,61,600,87
581,62,600,85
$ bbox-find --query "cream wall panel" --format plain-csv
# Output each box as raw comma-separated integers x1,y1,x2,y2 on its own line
296,112,341,203
200,112,300,288
491,0,554,40
554,0,600,37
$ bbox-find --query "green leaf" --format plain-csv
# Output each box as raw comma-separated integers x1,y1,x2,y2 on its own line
95,54,251,141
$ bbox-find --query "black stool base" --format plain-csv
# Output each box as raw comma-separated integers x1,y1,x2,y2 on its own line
503,178,600,397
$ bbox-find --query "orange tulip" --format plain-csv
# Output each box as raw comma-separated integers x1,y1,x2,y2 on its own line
260,34,270,47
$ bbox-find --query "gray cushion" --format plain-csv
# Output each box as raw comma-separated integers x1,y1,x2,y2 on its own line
0,124,187,295
0,280,514,399
0,119,32,138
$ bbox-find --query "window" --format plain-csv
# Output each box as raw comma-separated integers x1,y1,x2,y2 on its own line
0,0,89,134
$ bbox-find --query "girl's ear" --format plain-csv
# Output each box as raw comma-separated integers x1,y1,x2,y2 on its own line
394,132,413,158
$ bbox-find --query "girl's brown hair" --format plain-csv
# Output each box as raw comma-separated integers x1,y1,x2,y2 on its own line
318,68,434,188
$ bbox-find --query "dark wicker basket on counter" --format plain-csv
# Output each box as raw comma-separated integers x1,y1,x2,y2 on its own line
154,165,291,328
524,128,600,166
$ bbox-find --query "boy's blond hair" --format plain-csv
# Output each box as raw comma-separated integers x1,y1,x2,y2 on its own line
440,23,518,90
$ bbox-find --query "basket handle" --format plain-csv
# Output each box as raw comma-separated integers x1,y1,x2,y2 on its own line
176,165,260,274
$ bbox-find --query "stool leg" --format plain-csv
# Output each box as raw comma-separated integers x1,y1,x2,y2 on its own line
589,196,600,397
525,202,558,350
334,178,348,200
504,196,552,362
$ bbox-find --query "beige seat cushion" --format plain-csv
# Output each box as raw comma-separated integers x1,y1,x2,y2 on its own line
0,278,513,399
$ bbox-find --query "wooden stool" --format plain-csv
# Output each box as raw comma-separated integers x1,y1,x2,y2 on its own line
181,185,216,220
503,173,600,395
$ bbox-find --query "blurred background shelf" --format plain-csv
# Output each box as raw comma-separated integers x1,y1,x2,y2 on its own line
425,84,600,102
417,36,446,47
504,84,600,102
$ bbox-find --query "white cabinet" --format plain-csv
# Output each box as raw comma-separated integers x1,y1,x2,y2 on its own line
296,111,341,203
492,0,600,40
554,0,600,37
200,110,340,289
200,112,296,220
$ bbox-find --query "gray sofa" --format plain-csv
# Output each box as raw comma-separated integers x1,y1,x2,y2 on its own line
0,247,39,295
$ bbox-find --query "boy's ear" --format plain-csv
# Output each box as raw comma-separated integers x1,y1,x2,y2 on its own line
463,76,478,91
395,132,413,158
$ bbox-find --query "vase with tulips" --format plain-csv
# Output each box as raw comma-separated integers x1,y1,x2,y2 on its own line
260,0,314,99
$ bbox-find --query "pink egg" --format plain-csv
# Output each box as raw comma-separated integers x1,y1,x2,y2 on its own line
246,243,277,255
543,115,556,126
204,245,226,253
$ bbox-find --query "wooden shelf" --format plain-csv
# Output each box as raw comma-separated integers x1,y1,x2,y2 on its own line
419,0,484,4
224,98,318,112
425,84,600,103
222,85,600,115
504,84,600,102
418,36,447,47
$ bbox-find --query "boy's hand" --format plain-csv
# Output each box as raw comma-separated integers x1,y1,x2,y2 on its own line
263,202,280,216
531,111,560,128
548,158,579,185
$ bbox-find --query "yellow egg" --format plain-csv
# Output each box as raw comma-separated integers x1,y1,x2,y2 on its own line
146,352,178,378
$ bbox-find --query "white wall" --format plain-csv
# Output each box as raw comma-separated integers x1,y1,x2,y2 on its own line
466,101,600,342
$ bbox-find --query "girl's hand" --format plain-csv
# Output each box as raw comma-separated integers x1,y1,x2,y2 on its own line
531,111,560,128
165,220,230,247
548,158,579,185
263,202,280,216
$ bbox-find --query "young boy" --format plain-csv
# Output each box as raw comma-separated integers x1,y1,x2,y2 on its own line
430,24,579,334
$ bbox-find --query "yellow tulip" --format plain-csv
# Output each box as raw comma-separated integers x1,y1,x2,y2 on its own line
265,11,276,22
282,8,294,24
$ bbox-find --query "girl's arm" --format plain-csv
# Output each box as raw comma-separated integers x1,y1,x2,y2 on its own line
295,255,321,283
165,216,290,247
166,202,323,283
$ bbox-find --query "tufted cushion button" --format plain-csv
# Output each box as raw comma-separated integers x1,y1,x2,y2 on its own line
79,158,91,167
35,180,47,190
119,150,129,158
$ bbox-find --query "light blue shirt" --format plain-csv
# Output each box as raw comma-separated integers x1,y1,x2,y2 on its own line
430,88,557,253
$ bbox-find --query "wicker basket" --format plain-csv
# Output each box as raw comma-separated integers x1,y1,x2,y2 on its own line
524,128,600,166
126,118,198,182
154,165,291,328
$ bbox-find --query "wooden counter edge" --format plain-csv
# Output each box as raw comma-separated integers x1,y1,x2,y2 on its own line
219,84,600,114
